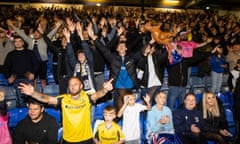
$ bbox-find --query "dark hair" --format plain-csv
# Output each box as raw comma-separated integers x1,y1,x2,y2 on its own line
104,105,116,114
118,40,126,45
0,101,7,116
122,89,134,96
13,35,24,41
237,59,240,64
184,92,196,100
27,97,45,108
76,49,85,56
233,40,240,45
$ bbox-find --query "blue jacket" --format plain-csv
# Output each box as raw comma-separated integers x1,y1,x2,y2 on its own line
173,106,205,137
210,55,228,73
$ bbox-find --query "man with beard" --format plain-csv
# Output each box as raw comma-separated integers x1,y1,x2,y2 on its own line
13,98,58,144
18,76,113,144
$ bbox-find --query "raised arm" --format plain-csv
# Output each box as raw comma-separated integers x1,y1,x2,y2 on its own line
143,94,151,110
91,78,113,101
18,83,58,105
88,24,113,62
46,20,62,39
196,37,212,48
117,96,128,118
7,19,32,43
63,28,77,69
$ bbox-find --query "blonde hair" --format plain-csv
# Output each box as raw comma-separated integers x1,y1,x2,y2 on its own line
202,92,220,119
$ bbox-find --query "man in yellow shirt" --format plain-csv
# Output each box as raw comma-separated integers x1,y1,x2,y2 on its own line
18,76,113,144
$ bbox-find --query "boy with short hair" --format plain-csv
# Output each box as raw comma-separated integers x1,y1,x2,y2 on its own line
117,90,151,144
94,105,125,144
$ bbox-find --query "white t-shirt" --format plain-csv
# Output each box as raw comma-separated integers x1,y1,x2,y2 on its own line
122,103,146,141
231,69,240,88
147,55,162,88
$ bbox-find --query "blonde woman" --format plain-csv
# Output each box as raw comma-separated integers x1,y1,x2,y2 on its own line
199,91,232,144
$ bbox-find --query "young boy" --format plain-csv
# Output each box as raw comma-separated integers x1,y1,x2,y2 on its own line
147,92,179,144
94,105,125,144
117,90,151,144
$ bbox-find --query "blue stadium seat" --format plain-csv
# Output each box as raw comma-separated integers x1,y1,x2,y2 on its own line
225,108,236,141
8,107,28,128
58,127,63,143
208,140,215,144
2,86,17,109
140,111,148,144
94,101,113,121
222,92,234,110
215,92,228,104
189,76,204,91
45,107,61,125
43,84,59,96
215,92,232,109
47,73,56,84
190,66,199,76
104,65,110,81
195,93,203,104
0,73,8,86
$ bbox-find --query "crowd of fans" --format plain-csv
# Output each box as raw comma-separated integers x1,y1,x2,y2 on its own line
0,5,240,144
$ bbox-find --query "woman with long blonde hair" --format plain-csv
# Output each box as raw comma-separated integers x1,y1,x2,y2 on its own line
199,91,232,144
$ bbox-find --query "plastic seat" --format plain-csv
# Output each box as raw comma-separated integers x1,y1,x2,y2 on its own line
2,86,17,109
45,107,61,125
190,66,199,76
0,73,8,86
222,92,234,110
43,84,59,96
58,127,63,143
8,107,28,128
195,93,203,104
94,101,113,120
215,92,228,104
225,108,236,141
208,140,215,144
190,76,204,90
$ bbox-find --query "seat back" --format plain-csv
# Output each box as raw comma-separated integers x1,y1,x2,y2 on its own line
43,84,59,96
225,108,236,141
0,73,8,86
2,86,17,109
8,107,28,128
45,107,61,125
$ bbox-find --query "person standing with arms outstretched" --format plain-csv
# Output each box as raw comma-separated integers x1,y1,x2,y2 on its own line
18,77,113,144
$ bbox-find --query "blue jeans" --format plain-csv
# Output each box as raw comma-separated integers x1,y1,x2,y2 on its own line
211,71,223,93
167,86,186,110
13,78,33,107
94,73,104,91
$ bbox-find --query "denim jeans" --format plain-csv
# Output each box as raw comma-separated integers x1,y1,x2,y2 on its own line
94,73,104,91
211,71,223,93
13,78,33,107
58,75,69,94
167,86,186,110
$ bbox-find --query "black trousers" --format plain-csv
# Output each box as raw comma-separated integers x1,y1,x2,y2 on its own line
61,138,93,144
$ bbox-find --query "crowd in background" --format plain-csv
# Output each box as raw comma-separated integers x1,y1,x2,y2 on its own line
0,5,240,144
